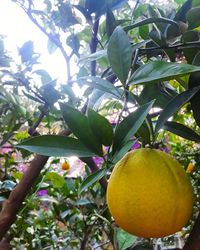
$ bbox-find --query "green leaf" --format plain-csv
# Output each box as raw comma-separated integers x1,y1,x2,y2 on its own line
79,168,107,194
130,61,200,85
155,86,200,132
16,135,96,157
188,71,200,127
45,172,66,188
186,7,200,29
139,83,177,108
106,8,116,37
60,103,103,156
112,100,154,154
79,50,107,63
76,76,121,98
115,228,137,250
181,31,200,63
124,17,179,32
175,0,192,22
107,26,132,84
87,109,113,146
112,140,137,164
163,121,200,142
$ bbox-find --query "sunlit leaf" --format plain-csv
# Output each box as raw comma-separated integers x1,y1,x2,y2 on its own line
76,76,121,98
45,172,66,188
130,61,200,85
115,227,137,250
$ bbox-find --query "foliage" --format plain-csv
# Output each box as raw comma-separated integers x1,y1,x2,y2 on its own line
1,0,200,249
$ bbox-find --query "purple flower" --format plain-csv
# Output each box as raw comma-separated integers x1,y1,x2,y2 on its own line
37,189,48,196
17,163,28,173
131,141,140,150
93,157,104,167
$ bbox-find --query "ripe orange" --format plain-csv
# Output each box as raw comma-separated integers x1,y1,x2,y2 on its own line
106,148,194,238
61,161,70,171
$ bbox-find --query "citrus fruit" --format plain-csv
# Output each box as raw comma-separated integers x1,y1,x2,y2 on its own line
106,148,194,238
61,161,70,171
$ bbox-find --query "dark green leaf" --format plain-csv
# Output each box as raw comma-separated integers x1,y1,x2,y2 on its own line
139,83,177,108
186,7,200,29
124,17,179,32
175,0,192,22
16,135,96,157
130,61,200,85
87,109,113,146
79,168,107,194
188,71,200,127
181,31,200,63
60,103,103,156
107,26,132,84
106,8,116,37
112,100,154,154
76,76,121,98
163,121,200,142
155,86,200,132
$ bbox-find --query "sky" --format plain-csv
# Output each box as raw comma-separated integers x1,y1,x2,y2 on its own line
0,0,68,82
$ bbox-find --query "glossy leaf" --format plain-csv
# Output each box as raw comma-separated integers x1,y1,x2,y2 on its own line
60,103,103,156
188,71,200,127
181,31,200,63
163,121,200,142
112,100,154,154
155,86,200,132
107,26,132,84
79,168,107,194
130,61,200,85
174,0,192,22
87,109,113,146
124,17,179,32
186,7,200,29
16,135,96,157
77,76,121,98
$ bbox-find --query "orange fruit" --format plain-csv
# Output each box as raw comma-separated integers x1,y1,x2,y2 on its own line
61,161,70,171
106,148,194,238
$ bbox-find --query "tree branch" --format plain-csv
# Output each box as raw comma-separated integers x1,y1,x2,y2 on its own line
0,154,48,241
15,1,72,82
90,16,100,76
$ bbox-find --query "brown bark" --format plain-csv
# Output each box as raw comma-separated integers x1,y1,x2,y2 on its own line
0,155,48,241
183,212,200,250
0,238,12,250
